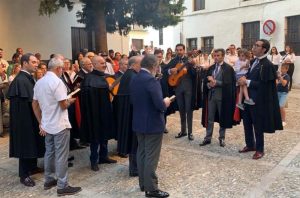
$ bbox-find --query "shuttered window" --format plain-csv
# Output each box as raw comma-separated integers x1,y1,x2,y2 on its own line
241,21,260,50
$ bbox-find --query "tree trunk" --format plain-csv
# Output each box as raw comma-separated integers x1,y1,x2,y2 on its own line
95,6,108,53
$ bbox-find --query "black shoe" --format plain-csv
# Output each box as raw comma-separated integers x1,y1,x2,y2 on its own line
175,132,187,138
68,156,75,161
188,134,194,141
57,186,82,196
164,129,169,134
118,153,128,158
44,179,57,190
145,190,169,198
219,139,226,147
129,172,138,177
98,157,117,164
68,162,73,167
199,140,211,146
140,186,145,192
20,176,35,187
91,164,99,171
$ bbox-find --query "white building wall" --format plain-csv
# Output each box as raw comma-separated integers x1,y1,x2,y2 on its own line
0,0,85,59
171,0,300,86
0,0,144,59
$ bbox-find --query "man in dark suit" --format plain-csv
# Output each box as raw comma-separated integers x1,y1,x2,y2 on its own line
200,49,236,147
130,55,170,198
238,39,283,159
168,44,199,141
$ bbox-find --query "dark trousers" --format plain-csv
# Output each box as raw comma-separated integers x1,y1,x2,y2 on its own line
287,63,294,91
90,140,108,165
129,135,138,174
242,105,264,152
175,88,193,134
19,158,37,178
137,133,163,192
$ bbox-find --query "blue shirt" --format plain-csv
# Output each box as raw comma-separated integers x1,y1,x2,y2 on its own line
277,74,290,93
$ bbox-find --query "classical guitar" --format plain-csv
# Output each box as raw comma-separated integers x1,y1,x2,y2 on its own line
168,50,201,87
106,76,122,101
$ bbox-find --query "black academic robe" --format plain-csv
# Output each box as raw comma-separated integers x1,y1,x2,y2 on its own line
113,69,137,154
80,70,115,143
8,71,45,158
201,62,236,128
253,57,283,133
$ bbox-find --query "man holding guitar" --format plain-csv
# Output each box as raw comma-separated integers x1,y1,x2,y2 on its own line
167,44,200,141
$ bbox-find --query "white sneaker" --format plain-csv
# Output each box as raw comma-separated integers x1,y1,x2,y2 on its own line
282,122,287,127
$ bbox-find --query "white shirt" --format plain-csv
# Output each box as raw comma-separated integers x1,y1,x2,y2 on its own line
105,62,115,75
0,58,9,71
268,54,281,65
33,71,71,134
225,54,238,66
281,53,296,64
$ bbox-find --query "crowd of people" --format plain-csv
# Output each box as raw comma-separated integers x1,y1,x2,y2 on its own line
0,39,295,197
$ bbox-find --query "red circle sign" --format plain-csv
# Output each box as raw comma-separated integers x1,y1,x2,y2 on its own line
263,20,276,35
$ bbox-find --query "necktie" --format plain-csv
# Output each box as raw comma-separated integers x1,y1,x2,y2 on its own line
213,64,219,78
250,58,259,72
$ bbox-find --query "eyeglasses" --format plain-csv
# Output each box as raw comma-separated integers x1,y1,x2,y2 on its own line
253,44,262,48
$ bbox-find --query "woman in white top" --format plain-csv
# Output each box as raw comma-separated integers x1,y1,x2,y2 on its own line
281,45,296,91
268,47,281,71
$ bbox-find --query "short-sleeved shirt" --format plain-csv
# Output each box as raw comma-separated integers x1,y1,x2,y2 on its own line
33,71,71,134
277,74,290,93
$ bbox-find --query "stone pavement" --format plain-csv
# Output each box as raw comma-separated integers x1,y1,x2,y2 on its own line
0,89,300,198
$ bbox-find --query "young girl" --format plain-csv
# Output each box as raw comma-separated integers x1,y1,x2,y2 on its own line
234,49,255,110
277,63,290,127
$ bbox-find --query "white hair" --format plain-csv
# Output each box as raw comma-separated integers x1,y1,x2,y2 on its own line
48,57,64,70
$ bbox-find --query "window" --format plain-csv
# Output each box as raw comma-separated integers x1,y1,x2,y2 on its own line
187,38,198,51
132,39,144,51
159,28,163,45
194,0,205,11
241,21,260,50
201,36,214,54
286,15,300,55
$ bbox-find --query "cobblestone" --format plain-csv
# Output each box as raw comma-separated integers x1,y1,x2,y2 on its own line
0,89,299,197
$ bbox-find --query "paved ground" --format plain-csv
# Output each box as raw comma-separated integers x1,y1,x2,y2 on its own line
0,89,300,198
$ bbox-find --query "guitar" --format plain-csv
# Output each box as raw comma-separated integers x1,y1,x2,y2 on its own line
106,76,122,101
168,50,201,87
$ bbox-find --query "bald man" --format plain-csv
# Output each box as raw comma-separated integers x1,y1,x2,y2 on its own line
80,56,117,171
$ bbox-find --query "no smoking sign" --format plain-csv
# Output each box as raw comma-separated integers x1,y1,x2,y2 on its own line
263,20,276,35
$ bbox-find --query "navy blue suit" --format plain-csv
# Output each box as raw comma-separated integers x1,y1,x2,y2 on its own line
130,70,166,134
129,69,166,191
242,56,283,153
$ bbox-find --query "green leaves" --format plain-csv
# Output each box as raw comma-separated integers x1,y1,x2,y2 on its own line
39,0,74,16
39,0,186,33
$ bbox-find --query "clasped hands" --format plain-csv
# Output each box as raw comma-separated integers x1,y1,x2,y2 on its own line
207,76,216,88
237,76,247,86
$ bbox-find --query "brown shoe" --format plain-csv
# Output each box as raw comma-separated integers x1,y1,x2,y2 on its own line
239,146,256,153
253,151,264,160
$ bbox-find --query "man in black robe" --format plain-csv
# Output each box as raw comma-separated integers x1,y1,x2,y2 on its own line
113,55,142,176
200,49,236,147
238,39,283,159
8,53,45,187
80,55,116,171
